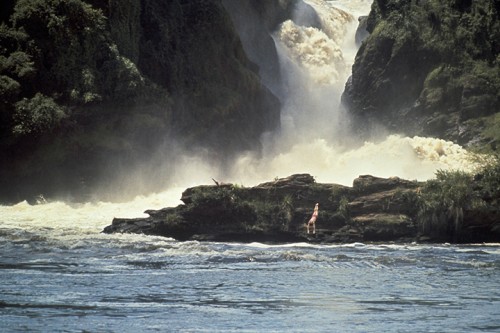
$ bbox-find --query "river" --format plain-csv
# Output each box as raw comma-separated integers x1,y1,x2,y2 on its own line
1,207,499,332
2,0,499,331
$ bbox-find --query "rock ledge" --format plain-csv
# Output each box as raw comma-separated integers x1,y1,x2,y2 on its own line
103,174,500,243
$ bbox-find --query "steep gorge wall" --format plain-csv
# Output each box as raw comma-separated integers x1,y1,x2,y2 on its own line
221,0,295,96
0,0,281,202
135,0,281,152
343,0,500,149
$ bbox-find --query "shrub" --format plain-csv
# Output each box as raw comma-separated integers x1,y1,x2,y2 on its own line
3,51,35,79
0,74,20,102
417,170,475,241
338,196,350,222
10,0,148,105
12,93,66,136
476,154,500,204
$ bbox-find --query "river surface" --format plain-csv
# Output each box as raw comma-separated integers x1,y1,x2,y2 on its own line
2,0,499,331
1,200,499,332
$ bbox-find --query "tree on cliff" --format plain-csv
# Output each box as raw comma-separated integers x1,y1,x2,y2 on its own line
0,0,280,203
343,0,500,148
0,0,169,202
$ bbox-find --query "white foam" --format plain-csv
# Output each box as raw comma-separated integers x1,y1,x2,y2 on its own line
230,135,483,187
276,19,349,86
0,0,487,248
0,187,185,247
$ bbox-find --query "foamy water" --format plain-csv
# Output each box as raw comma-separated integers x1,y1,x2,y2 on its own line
2,2,499,331
0,187,184,249
0,133,483,249
276,17,350,85
229,135,482,186
0,0,485,228
222,0,485,189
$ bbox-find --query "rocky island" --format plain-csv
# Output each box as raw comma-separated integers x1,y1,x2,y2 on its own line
104,172,500,244
1,0,499,207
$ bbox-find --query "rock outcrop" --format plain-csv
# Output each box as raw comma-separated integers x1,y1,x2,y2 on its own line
103,173,500,243
343,0,500,148
134,0,281,152
0,0,283,203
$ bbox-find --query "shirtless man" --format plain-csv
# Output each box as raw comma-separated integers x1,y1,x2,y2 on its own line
306,203,319,234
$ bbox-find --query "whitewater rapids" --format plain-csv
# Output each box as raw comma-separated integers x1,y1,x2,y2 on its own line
1,2,499,330
0,0,486,235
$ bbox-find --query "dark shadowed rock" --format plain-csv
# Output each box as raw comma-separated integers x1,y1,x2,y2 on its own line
355,15,369,46
104,173,500,243
221,0,295,95
0,0,284,203
343,0,500,146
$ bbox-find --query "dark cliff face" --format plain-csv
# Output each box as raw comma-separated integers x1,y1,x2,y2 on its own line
0,0,281,202
343,0,500,148
134,0,281,151
0,0,15,23
221,0,294,96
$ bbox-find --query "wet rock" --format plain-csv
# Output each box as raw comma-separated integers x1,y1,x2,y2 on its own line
221,0,295,94
104,173,500,243
103,174,415,243
352,213,416,242
355,15,369,46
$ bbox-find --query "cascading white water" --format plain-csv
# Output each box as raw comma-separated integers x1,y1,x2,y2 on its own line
271,0,354,144
0,0,485,238
2,4,499,329
227,0,484,186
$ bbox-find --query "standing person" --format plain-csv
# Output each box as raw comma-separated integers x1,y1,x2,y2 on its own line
306,203,319,234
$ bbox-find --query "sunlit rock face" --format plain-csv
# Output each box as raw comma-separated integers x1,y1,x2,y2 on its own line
342,0,500,146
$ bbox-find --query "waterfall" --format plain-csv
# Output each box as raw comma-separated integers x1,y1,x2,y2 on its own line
228,0,482,186
0,0,484,224
272,0,356,145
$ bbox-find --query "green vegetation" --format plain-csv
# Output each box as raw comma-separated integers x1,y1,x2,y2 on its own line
13,93,66,136
348,0,500,143
337,196,350,222
9,0,151,105
0,0,280,203
417,170,474,241
482,114,500,141
392,187,421,216
476,154,500,206
190,186,241,211
415,154,500,241
0,0,163,146
458,113,500,154
186,185,296,233
0,0,170,203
